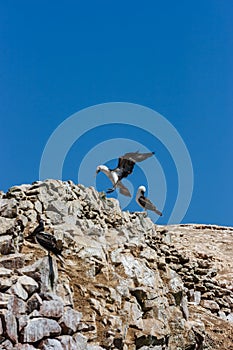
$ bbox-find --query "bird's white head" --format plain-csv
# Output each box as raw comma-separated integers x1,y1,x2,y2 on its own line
138,185,146,194
96,165,109,175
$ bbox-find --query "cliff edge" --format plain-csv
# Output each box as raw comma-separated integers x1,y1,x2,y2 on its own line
0,179,232,349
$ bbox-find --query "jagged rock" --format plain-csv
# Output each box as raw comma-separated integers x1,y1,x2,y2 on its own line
38,338,63,350
0,267,12,277
9,281,28,300
72,333,88,350
0,217,15,236
14,345,37,350
200,300,220,312
7,295,27,317
0,199,18,218
39,299,64,318
0,253,26,269
0,292,12,308
17,276,39,295
19,257,58,293
22,318,61,342
27,293,43,313
0,310,18,343
0,235,15,255
59,308,82,334
0,180,232,349
58,335,77,350
0,339,14,349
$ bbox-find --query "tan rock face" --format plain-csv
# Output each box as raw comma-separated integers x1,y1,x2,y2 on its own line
0,179,232,349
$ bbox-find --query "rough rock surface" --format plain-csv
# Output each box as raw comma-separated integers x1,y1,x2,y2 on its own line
0,179,232,349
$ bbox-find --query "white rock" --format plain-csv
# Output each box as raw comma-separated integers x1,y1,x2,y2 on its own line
23,318,61,342
18,275,39,295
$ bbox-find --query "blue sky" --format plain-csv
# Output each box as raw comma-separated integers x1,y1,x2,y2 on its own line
1,1,232,226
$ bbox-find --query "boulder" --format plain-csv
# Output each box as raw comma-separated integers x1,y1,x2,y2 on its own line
23,318,61,343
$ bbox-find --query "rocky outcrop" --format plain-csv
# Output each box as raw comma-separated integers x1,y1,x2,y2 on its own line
0,179,232,349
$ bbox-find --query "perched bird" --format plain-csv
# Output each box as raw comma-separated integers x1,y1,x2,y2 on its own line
136,185,162,216
30,219,64,263
96,151,154,196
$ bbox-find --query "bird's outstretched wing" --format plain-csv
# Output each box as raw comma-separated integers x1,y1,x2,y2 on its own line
138,196,162,216
117,181,131,197
121,151,154,163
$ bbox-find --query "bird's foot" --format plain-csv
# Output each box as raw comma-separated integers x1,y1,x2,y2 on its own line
106,188,114,194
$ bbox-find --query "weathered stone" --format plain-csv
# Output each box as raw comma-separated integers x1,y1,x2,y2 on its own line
39,299,64,319
0,216,15,236
38,338,63,350
18,276,39,295
200,299,220,312
58,335,77,350
0,235,15,255
72,333,88,350
0,267,12,277
0,292,12,308
19,200,34,211
7,295,27,317
23,318,61,342
27,293,43,313
0,339,14,349
0,253,26,269
59,308,82,334
0,277,13,292
0,310,18,343
14,344,36,350
9,281,28,300
0,198,18,218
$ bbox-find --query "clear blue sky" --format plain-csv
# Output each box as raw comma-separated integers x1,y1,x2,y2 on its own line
1,1,232,226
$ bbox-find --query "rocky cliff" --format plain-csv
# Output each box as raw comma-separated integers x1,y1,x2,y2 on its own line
0,179,232,350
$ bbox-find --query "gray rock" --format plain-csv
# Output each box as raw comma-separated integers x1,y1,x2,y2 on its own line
59,308,82,334
0,235,15,255
0,310,18,343
39,299,64,319
0,267,12,277
38,338,63,350
0,217,15,236
14,345,37,350
9,281,28,300
0,339,14,349
72,333,88,350
58,335,77,350
7,295,27,317
0,292,12,308
23,318,61,342
200,299,220,312
18,276,39,295
0,253,26,269
0,198,18,218
27,293,43,314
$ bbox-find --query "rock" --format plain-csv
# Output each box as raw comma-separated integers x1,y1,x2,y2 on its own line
0,267,12,277
18,276,39,295
0,339,14,349
38,338,63,350
200,299,220,312
27,293,43,313
0,218,15,236
59,308,82,334
9,281,28,300
72,333,88,350
0,235,15,255
59,335,77,350
0,199,18,218
14,345,37,350
7,295,27,317
0,292,12,308
0,278,13,292
23,318,61,343
0,253,26,269
0,310,18,343
39,299,64,319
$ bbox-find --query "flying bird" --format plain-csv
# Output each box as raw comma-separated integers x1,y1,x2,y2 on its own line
136,185,162,216
96,151,154,196
29,219,64,263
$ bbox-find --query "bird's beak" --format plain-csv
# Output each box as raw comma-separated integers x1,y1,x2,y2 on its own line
95,169,100,176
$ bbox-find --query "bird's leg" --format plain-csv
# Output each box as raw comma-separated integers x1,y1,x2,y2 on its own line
107,179,120,194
